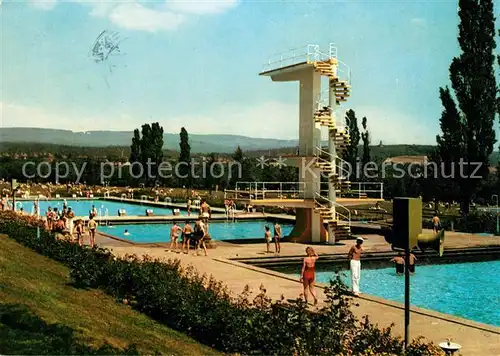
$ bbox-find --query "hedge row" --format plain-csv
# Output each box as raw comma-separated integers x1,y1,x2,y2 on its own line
0,211,443,355
423,210,499,234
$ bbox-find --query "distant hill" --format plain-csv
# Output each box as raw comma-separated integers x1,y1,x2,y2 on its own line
246,144,499,165
1,128,498,164
0,128,297,154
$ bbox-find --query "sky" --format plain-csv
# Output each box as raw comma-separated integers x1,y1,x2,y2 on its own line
1,0,499,144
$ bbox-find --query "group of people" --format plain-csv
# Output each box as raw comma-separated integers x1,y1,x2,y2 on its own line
264,222,282,253
300,237,420,304
44,202,98,248
168,199,212,256
167,218,210,256
224,200,236,214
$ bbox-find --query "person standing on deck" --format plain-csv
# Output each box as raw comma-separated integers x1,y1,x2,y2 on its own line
87,216,98,248
432,213,441,233
200,200,211,231
182,221,193,254
187,198,192,216
66,207,75,237
75,220,84,246
264,225,272,253
193,217,208,256
168,222,182,252
300,247,319,305
273,221,282,253
348,237,364,296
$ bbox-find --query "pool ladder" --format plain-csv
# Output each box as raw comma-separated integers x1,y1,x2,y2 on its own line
98,208,109,226
226,207,235,222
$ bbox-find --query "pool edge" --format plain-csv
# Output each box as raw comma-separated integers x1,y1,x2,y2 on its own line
213,257,500,334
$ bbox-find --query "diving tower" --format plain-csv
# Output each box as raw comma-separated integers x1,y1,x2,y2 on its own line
225,44,383,244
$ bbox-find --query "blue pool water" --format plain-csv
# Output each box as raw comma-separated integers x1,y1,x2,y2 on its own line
291,261,500,326
16,199,186,217
100,221,294,242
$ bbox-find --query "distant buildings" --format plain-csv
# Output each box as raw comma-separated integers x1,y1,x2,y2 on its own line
383,155,428,165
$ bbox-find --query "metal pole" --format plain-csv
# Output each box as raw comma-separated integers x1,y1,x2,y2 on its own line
493,195,499,235
404,247,411,350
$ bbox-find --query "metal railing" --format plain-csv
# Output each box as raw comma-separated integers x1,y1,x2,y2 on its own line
349,182,384,199
225,182,307,200
315,147,350,179
224,181,383,201
315,192,351,227
262,43,351,84
262,43,334,71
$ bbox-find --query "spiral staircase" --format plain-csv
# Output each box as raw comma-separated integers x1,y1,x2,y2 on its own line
312,59,353,240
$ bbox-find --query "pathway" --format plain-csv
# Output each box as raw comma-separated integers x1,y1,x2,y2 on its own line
90,232,500,356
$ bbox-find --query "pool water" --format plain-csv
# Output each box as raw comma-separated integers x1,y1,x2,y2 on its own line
100,221,294,242
290,261,500,326
16,199,186,217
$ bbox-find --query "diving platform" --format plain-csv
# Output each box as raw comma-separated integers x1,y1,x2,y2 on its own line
259,43,351,84
250,43,382,244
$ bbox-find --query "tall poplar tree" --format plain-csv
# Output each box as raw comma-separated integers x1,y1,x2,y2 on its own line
436,0,497,214
179,127,191,187
343,109,360,180
361,117,371,169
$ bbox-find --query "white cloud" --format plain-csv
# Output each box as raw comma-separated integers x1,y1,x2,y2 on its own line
31,0,57,10
106,3,184,32
411,18,427,28
0,102,135,132
28,0,238,32
167,0,238,15
351,105,437,145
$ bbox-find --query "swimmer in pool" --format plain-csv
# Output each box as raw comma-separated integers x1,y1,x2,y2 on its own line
390,252,405,274
408,252,417,273
124,229,130,236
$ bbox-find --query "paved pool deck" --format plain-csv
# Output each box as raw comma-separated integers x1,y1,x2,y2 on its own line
88,230,500,356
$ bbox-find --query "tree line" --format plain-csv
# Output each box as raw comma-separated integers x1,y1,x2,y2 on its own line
1,0,498,211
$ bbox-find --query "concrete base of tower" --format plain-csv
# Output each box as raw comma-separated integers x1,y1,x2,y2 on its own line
286,208,328,243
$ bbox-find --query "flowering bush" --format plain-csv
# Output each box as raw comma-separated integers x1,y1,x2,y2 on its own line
0,211,443,355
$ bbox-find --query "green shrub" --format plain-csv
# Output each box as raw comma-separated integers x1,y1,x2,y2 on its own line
423,210,498,234
0,211,442,355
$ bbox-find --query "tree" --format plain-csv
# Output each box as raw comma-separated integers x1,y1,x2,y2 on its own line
230,145,246,187
150,122,164,185
343,109,360,180
233,145,243,162
204,153,218,192
129,129,141,180
128,123,164,186
360,117,371,179
178,127,191,187
435,87,464,203
436,0,497,214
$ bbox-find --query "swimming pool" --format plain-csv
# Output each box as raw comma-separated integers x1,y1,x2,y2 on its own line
100,221,294,242
16,199,186,217
286,261,500,326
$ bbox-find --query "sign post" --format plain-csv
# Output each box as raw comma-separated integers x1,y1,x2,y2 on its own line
392,197,422,350
493,195,499,236
383,198,445,351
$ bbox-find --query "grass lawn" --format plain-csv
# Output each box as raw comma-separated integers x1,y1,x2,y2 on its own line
0,235,220,355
